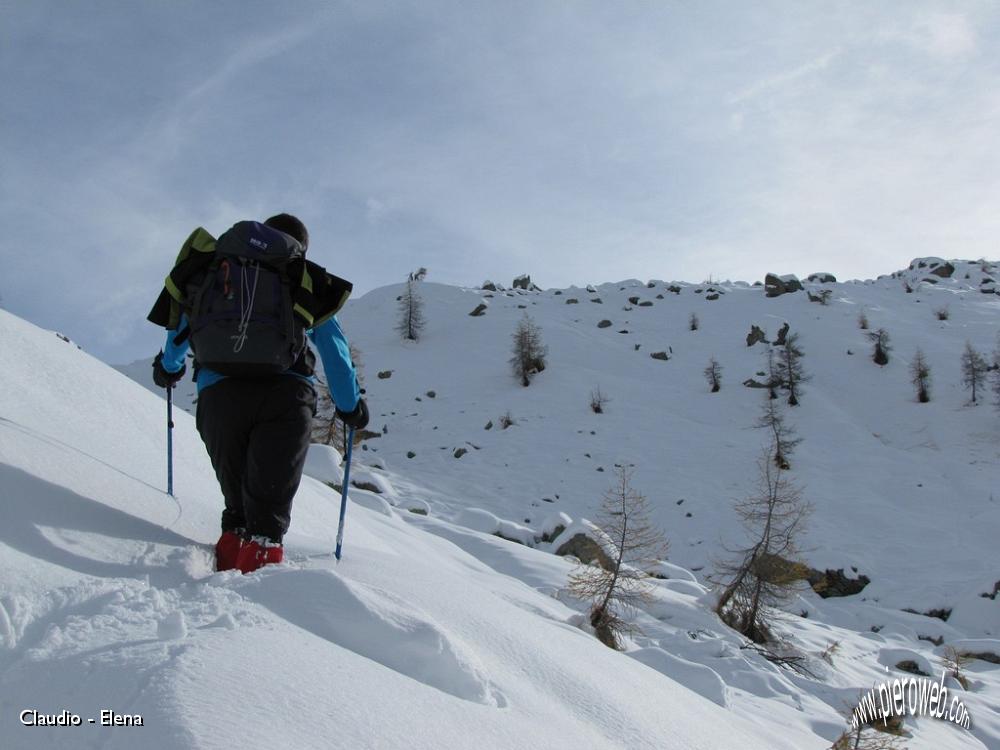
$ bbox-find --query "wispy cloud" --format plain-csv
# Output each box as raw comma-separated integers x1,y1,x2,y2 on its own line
728,50,842,106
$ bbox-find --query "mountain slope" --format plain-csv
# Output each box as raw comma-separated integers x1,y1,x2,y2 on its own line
0,307,809,749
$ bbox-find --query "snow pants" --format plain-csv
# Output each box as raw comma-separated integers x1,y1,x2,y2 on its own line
195,376,317,543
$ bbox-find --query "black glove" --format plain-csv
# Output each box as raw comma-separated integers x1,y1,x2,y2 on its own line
152,351,186,389
336,397,369,431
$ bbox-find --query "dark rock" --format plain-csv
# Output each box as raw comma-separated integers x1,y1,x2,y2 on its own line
590,297,603,304
668,285,682,295
481,280,497,291
406,451,416,459
902,607,951,622
377,370,393,379
565,298,579,304
554,290,562,295
896,660,929,676
453,448,468,459
426,391,436,398
746,325,769,347
764,273,803,297
807,272,837,283
774,322,790,346
540,524,564,543
597,319,613,328
706,293,719,301
628,296,640,305
650,351,670,361
930,262,955,278
961,651,1000,665
639,300,654,307
484,420,493,430
469,303,488,317
513,274,541,291
807,568,870,598
352,479,382,494
555,533,614,570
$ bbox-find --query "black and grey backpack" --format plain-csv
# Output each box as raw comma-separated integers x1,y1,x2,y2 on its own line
148,221,352,377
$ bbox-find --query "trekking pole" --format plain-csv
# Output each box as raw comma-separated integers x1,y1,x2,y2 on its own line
166,386,174,497
335,426,356,561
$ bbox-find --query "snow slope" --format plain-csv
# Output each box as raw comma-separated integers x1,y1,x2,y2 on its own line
0,308,811,749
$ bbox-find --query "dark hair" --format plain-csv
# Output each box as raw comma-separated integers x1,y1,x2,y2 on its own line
264,213,308,250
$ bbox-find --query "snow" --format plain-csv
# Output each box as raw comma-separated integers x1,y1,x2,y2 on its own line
0,307,799,750
5,255,1000,749
303,443,344,486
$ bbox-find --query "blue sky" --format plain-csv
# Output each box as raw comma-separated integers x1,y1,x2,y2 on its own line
3,1,999,363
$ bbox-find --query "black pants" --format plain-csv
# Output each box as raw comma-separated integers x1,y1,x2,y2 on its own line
196,376,317,543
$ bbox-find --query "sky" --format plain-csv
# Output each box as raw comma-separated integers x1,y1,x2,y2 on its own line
3,0,999,364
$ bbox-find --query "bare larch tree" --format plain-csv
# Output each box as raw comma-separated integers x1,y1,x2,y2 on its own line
713,448,812,644
509,313,547,387
961,340,988,404
396,276,425,341
567,466,668,649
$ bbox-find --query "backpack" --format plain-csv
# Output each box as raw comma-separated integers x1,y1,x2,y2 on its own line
147,221,354,377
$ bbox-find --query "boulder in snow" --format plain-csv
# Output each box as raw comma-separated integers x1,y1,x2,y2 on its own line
764,273,803,297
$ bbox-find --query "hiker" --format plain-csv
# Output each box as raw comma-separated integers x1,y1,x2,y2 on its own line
147,213,369,573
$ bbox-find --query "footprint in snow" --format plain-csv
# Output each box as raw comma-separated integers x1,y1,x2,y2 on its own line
238,568,507,708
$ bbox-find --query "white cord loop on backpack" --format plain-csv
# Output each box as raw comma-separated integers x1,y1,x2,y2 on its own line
232,261,260,353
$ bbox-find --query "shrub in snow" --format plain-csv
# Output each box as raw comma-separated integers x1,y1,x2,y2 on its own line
704,357,722,393
689,312,699,331
590,386,610,414
510,314,547,387
909,349,931,403
867,328,891,366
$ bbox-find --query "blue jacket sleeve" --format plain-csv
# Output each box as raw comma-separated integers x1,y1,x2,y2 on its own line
309,317,360,412
161,314,191,373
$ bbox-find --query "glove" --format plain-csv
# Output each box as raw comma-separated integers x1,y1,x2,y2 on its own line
152,351,186,389
336,397,369,431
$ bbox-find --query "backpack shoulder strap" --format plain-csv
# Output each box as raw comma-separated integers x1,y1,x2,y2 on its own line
147,227,217,329
292,260,353,328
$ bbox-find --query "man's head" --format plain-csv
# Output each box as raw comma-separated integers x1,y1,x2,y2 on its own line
264,213,308,251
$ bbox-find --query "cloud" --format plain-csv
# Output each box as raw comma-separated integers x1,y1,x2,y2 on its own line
728,50,842,106
878,10,978,61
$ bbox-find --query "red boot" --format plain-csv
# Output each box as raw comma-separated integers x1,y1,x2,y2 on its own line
215,530,244,572
236,537,283,574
